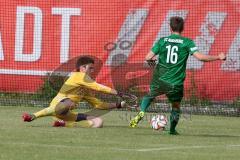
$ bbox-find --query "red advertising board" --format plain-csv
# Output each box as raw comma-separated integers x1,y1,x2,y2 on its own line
0,0,239,101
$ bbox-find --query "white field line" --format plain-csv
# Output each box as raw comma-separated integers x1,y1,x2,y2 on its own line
0,69,70,76
0,69,50,76
1,141,240,152
1,141,130,151
137,144,240,152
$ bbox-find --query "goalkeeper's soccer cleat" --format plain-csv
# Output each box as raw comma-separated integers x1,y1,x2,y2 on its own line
22,112,35,122
53,120,66,127
129,111,145,128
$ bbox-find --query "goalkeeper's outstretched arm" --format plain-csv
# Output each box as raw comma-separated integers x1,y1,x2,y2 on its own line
81,78,118,95
193,52,226,62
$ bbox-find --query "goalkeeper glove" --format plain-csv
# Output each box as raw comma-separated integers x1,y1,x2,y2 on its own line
146,59,157,67
117,91,124,98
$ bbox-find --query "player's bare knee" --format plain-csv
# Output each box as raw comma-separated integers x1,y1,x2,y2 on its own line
92,117,103,128
55,103,69,115
62,99,75,109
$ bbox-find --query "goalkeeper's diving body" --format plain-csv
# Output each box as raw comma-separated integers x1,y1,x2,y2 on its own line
129,16,226,134
22,56,126,128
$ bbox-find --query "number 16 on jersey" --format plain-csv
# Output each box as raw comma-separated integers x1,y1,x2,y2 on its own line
166,45,178,64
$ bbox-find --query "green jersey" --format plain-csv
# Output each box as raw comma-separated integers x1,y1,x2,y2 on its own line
151,34,198,85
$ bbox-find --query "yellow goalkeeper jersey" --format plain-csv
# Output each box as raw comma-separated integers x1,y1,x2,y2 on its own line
55,72,113,103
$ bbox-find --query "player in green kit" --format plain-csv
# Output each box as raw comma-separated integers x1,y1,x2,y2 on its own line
129,16,226,135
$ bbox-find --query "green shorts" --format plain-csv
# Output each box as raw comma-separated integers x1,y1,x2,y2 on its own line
149,79,183,103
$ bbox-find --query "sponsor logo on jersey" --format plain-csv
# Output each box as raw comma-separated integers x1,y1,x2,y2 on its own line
164,38,183,44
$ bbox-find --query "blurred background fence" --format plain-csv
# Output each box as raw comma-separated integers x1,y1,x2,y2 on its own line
0,0,239,116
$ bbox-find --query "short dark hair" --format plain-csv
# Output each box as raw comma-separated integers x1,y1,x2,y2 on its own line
170,16,184,33
76,56,94,71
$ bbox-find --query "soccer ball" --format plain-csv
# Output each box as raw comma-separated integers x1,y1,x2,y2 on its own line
150,114,168,130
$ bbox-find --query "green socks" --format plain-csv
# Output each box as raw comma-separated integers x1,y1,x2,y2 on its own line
170,108,180,133
140,95,154,112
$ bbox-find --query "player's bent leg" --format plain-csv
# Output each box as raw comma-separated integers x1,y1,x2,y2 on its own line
53,99,79,127
22,98,73,122
34,107,55,118
53,98,104,128
22,98,60,122
55,98,75,115
169,102,181,135
22,107,55,122
54,111,103,128
130,90,157,128
75,115,103,128
129,95,153,128
166,85,183,135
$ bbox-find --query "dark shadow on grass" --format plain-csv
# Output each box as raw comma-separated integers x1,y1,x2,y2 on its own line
182,133,240,138
132,130,170,136
104,125,150,130
131,131,240,137
28,125,53,128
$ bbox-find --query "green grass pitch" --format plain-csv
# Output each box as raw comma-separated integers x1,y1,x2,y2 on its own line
0,106,240,160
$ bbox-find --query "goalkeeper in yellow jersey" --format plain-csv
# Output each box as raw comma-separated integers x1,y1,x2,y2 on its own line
22,56,126,128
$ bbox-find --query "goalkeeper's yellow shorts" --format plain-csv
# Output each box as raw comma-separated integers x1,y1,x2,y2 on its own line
49,95,109,121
